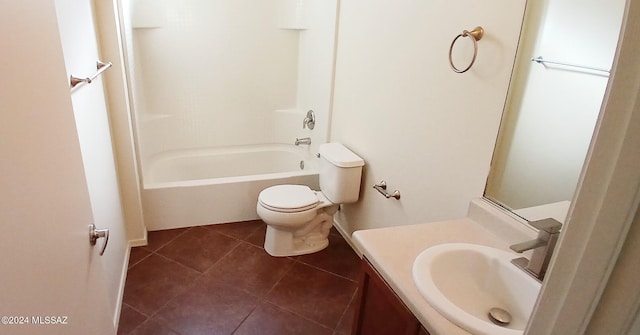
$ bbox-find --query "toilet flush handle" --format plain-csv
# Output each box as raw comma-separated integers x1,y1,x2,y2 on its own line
89,223,109,256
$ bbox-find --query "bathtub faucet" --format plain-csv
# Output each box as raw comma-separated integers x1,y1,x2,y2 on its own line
303,110,315,130
295,137,312,146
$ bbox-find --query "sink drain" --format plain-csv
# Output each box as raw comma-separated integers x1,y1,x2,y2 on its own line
488,307,512,326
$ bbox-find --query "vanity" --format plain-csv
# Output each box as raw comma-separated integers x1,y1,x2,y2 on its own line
349,199,539,335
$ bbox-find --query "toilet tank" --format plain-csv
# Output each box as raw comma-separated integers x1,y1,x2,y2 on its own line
318,143,365,203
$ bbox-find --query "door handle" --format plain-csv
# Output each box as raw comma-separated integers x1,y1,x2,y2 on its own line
89,224,109,256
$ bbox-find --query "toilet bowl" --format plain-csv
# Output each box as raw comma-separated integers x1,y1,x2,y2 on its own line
256,143,364,257
257,184,338,256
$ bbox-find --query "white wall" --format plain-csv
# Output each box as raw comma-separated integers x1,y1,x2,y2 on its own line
486,0,626,209
94,0,147,244
330,0,527,233
54,0,129,325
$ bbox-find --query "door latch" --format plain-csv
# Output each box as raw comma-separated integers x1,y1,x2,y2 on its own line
89,224,109,256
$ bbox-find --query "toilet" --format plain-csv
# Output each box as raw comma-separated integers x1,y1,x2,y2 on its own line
256,143,365,257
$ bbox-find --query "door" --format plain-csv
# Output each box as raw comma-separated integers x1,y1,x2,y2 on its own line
0,2,114,334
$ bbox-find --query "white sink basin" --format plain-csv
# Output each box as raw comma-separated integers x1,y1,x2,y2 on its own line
412,243,541,335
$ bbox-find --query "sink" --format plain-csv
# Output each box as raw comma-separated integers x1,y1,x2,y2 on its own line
412,243,541,335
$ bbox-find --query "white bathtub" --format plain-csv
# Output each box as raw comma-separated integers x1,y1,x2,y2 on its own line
141,144,319,231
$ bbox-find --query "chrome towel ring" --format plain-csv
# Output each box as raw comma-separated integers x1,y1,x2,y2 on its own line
448,26,484,73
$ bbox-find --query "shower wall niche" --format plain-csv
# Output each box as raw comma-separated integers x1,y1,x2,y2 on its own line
121,0,337,181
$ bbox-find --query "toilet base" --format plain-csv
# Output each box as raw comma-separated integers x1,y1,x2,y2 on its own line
263,207,336,257
265,227,330,257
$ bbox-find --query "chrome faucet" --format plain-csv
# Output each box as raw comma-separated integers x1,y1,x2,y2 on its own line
302,110,315,130
295,137,311,146
509,218,562,282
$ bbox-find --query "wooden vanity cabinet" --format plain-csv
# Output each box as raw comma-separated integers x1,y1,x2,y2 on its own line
351,258,430,335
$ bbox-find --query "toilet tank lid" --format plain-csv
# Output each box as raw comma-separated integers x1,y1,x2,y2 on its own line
319,143,364,168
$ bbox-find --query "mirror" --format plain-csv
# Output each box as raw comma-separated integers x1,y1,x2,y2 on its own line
484,0,626,223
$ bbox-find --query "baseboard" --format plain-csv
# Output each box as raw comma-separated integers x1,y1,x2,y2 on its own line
113,230,148,330
128,228,148,247
332,217,363,258
113,243,130,329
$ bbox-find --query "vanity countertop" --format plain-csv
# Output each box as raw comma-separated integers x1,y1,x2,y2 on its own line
352,218,520,335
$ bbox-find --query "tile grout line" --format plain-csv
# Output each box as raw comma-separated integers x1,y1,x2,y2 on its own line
201,222,263,241
122,222,359,335
210,223,278,335
128,225,191,269
156,226,275,335
126,250,152,270
232,229,359,333
230,247,339,334
125,230,243,335
257,261,352,332
253,301,336,334
333,287,360,335
237,253,297,332
146,227,192,253
293,258,359,283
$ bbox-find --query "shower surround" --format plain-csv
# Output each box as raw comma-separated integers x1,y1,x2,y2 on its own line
119,0,337,229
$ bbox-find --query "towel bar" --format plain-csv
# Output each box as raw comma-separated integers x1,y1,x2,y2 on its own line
70,60,112,90
531,56,609,75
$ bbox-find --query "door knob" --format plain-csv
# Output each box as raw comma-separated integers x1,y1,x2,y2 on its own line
89,224,109,256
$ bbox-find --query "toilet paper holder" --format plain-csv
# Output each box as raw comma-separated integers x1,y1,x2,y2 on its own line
373,180,401,200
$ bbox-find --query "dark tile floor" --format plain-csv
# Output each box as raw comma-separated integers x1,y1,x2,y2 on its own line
118,220,361,335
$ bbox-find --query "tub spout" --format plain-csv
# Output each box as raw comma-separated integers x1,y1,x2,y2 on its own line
295,137,311,146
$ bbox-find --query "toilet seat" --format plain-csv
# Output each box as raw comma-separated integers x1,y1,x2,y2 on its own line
258,185,319,213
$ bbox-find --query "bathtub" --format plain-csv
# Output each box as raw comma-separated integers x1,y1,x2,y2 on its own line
141,144,319,231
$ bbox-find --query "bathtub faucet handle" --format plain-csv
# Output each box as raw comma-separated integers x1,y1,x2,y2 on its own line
303,110,315,130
